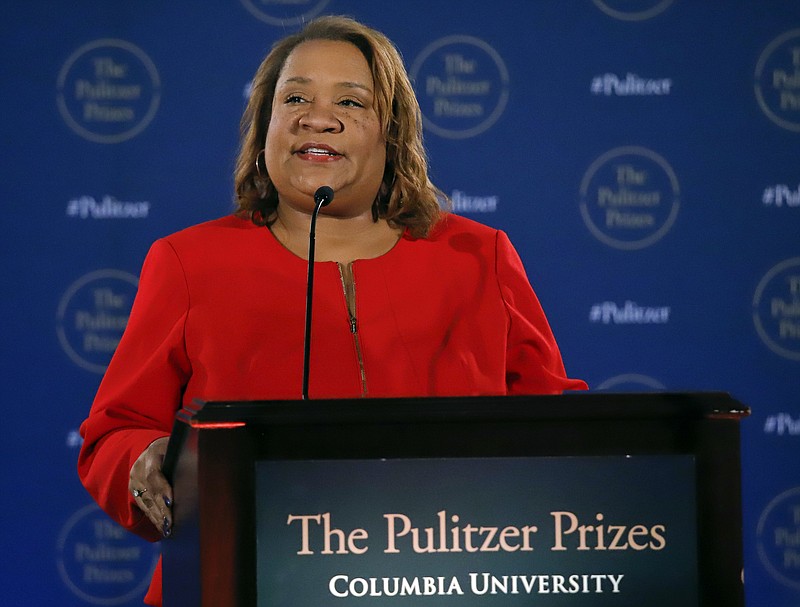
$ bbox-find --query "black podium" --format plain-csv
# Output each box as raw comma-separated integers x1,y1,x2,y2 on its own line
162,392,748,607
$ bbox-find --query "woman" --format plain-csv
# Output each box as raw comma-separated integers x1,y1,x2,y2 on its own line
79,16,586,606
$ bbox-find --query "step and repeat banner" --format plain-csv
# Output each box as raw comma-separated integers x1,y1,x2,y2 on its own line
2,1,799,605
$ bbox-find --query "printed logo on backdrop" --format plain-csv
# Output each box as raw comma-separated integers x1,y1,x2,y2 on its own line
57,270,138,374
757,487,800,590
58,503,159,605
590,73,673,97
753,257,800,361
755,29,800,133
57,39,160,144
66,195,150,219
764,412,800,437
410,36,510,139
67,429,84,448
762,183,800,208
595,374,666,392
589,301,671,325
592,0,673,22
580,146,680,250
239,0,330,27
450,190,499,214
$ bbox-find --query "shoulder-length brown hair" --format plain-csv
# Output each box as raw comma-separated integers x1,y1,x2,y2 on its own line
233,15,445,238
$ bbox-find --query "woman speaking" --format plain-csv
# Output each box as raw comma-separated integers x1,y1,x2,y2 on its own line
78,15,586,606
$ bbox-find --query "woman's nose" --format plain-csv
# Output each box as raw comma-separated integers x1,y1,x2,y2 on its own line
299,103,343,133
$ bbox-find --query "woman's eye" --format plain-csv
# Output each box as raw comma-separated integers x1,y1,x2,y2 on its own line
285,95,307,104
339,98,364,108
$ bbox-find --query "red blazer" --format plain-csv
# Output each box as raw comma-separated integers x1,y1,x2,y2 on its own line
78,213,586,605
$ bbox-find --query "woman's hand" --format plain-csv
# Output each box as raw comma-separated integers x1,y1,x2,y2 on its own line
129,436,173,538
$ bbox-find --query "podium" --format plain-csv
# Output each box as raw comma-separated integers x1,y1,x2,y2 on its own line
162,392,748,607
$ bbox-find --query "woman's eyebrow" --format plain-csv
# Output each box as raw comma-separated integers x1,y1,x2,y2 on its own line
279,75,372,94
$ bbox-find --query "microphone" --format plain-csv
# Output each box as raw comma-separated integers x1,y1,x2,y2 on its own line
302,186,335,400
314,185,334,208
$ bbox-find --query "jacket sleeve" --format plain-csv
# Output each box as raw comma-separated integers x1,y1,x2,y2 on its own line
78,238,192,541
494,230,588,395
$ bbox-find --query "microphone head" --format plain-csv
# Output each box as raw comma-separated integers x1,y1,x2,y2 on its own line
314,186,334,207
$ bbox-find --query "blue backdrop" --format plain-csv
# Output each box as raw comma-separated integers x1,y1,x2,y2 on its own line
2,1,799,605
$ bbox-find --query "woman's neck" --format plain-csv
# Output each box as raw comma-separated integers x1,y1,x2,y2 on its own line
269,203,402,264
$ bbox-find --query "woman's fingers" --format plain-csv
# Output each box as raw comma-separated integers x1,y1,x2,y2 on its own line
129,437,173,537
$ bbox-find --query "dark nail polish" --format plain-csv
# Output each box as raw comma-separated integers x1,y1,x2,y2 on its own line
163,496,172,508
163,516,172,537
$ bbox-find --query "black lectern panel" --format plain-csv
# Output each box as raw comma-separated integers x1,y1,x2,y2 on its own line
161,392,748,607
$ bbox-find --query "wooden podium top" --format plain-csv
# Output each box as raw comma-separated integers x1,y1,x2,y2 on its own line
175,391,749,427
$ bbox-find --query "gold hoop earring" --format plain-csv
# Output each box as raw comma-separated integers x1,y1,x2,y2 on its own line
255,149,267,177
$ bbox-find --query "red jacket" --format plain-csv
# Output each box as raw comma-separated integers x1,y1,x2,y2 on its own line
78,213,586,605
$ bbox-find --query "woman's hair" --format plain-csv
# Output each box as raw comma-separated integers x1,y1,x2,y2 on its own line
233,15,446,237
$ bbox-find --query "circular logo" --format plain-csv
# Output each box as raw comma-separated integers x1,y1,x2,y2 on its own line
57,39,160,144
755,29,800,133
57,503,160,605
595,373,666,392
592,0,674,21
580,146,680,250
56,269,138,374
239,0,330,27
757,486,800,590
753,257,800,361
410,35,510,139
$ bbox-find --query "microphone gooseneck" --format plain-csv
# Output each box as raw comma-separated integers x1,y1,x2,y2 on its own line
302,186,335,400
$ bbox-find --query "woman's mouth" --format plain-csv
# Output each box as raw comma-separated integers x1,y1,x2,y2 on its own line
294,144,342,160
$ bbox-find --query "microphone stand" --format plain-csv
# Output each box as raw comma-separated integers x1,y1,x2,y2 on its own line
302,186,334,400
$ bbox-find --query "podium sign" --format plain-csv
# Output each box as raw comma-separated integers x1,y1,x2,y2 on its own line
257,455,697,606
162,392,748,607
